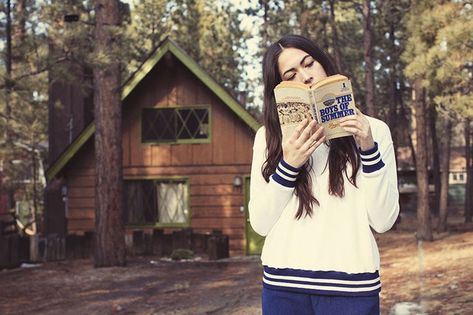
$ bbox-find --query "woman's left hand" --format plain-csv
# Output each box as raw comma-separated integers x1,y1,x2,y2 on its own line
339,108,375,151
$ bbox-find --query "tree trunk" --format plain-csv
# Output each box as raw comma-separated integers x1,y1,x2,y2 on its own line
4,0,13,141
387,22,397,129
31,143,38,234
389,81,399,167
414,79,433,241
321,18,330,53
362,0,375,117
3,0,14,214
387,20,399,165
429,103,441,216
299,0,309,37
437,117,452,232
399,81,416,165
12,0,27,68
465,118,472,223
328,0,343,73
261,0,269,48
93,0,126,267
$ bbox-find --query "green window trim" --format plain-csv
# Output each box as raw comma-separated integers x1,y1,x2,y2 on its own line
124,176,191,228
141,105,212,144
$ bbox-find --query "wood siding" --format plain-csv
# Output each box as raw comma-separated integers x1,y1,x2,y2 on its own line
63,53,255,256
48,62,94,165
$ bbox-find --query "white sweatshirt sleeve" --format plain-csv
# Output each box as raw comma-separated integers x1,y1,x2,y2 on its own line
359,119,400,233
248,127,301,236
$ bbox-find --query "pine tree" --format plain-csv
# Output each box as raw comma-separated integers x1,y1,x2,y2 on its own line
403,0,473,233
0,0,49,233
124,0,249,100
402,1,435,241
362,0,375,117
93,0,126,267
123,0,169,75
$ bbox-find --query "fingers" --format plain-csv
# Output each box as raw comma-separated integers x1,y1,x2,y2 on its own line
301,125,325,152
290,118,317,146
307,134,326,155
339,112,363,136
291,118,309,142
340,126,359,136
339,119,362,130
283,121,325,167
298,119,317,144
339,108,362,123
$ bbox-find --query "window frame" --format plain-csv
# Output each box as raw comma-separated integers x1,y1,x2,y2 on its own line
123,176,191,229
140,105,212,145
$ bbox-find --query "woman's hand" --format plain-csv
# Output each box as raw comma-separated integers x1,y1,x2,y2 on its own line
339,108,375,151
283,119,326,168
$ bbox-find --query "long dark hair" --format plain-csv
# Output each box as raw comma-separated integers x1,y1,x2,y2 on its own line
262,34,361,219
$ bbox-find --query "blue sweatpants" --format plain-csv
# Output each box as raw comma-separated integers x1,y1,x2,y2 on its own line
262,287,380,315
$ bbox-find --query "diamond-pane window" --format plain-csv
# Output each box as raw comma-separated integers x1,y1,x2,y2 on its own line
124,179,189,226
156,181,188,224
142,107,210,143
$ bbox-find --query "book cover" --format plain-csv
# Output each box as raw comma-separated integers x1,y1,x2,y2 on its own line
274,74,357,141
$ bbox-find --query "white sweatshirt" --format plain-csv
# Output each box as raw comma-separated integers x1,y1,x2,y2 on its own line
249,116,399,297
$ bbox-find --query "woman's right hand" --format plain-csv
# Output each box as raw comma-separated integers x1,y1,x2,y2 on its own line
282,119,325,168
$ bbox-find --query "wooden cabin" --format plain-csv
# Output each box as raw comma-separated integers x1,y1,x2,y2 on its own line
396,146,468,213
44,38,263,258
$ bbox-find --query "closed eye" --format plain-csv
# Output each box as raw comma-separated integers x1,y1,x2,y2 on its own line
287,73,296,80
305,61,314,68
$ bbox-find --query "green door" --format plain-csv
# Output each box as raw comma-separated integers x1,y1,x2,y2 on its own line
245,176,265,255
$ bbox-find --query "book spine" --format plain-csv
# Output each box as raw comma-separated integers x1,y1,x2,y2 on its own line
309,90,319,124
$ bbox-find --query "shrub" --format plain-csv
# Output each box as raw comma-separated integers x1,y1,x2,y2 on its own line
170,248,194,261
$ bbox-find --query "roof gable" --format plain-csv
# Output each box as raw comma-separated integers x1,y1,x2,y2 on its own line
46,38,261,181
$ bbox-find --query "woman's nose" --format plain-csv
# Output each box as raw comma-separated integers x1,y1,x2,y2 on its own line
301,70,313,85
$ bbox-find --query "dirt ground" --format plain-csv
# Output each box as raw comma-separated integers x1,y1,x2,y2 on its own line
1,214,473,315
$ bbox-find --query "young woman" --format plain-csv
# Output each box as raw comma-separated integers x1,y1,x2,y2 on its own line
248,34,399,314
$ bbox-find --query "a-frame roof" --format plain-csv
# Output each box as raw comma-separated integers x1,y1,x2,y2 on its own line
46,37,261,182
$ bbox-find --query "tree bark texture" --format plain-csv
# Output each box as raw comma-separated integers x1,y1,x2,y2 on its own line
362,0,375,117
12,0,26,67
261,0,269,49
465,119,472,223
414,79,433,241
399,82,416,166
5,0,12,139
428,104,441,215
437,117,452,232
328,0,343,73
299,0,309,37
93,0,126,267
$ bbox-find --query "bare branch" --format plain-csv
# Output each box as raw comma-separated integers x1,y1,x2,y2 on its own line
0,56,68,90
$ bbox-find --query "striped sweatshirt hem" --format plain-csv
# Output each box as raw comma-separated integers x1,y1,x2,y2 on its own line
262,265,381,297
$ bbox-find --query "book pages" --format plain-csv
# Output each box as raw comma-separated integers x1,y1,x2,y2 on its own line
274,86,316,143
273,74,357,141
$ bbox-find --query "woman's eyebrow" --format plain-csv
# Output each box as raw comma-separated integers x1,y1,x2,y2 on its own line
282,55,312,77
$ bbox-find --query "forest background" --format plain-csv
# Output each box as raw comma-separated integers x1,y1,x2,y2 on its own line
0,0,472,249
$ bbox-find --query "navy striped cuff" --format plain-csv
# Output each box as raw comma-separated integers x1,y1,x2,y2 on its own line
359,142,385,173
270,160,302,188
263,265,381,297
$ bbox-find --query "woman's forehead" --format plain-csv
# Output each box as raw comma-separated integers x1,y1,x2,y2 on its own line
278,47,311,71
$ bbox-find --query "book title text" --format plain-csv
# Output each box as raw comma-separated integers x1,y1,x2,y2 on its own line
319,94,355,123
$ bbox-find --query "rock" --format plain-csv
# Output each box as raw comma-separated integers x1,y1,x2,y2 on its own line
389,302,427,315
